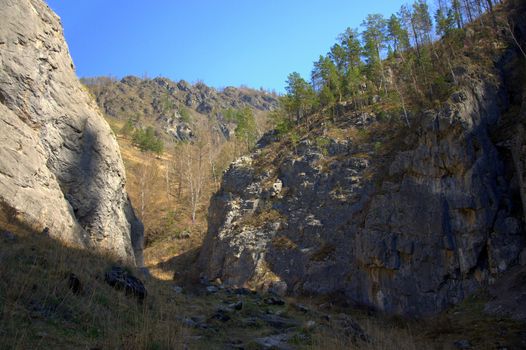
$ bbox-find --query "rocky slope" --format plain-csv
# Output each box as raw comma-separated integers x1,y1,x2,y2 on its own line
198,9,526,316
83,76,279,142
0,0,143,265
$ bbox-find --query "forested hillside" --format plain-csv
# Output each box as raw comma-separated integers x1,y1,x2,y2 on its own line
271,0,520,129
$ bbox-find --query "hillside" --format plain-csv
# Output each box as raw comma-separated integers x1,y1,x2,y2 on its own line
92,89,280,273
83,76,278,143
3,220,526,349
82,77,280,263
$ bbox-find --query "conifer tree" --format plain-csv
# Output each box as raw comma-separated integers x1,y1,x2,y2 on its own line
362,14,388,94
283,72,317,122
388,14,410,53
337,28,364,102
451,0,464,28
312,55,340,106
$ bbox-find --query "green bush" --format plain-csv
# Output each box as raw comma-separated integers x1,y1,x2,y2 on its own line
269,110,293,136
289,131,300,148
132,126,164,154
315,136,331,156
223,107,257,146
178,106,191,123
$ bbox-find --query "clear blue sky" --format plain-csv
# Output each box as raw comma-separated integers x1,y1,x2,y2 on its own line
46,0,408,92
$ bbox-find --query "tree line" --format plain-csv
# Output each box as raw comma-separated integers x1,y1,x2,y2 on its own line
277,0,505,129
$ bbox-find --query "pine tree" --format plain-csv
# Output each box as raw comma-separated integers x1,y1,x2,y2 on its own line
388,14,410,53
435,7,456,37
451,0,464,28
284,72,317,122
362,14,388,94
412,0,433,46
337,28,364,102
312,55,340,105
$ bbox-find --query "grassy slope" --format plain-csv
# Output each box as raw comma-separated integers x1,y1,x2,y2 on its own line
0,218,186,349
1,221,524,349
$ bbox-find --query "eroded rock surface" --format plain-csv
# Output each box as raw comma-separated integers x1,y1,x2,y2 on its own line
0,0,143,264
199,60,526,315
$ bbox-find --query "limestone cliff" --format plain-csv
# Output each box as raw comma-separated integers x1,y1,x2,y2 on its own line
198,9,526,315
0,0,144,265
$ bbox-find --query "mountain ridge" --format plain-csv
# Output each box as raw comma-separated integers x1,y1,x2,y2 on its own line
83,75,279,143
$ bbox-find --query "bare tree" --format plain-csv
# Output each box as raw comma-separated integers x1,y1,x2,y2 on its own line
503,18,526,59
134,157,163,239
171,126,212,225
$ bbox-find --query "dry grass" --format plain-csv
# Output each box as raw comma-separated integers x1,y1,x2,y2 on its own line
1,217,523,349
0,220,193,349
325,126,369,143
240,209,284,229
272,235,298,250
104,119,209,283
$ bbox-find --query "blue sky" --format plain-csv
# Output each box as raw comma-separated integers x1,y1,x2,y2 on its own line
46,0,408,92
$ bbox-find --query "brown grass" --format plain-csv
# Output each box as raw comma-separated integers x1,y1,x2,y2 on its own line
272,235,298,250
0,220,189,349
240,209,284,229
2,217,523,349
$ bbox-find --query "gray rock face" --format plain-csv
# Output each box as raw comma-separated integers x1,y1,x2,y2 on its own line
199,73,526,315
0,0,143,265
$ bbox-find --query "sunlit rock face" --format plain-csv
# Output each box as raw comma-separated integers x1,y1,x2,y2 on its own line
0,0,144,265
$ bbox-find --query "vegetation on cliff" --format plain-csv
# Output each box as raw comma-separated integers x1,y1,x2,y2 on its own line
272,0,523,132
197,0,526,323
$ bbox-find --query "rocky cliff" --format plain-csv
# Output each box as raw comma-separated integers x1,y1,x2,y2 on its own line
83,76,279,142
0,0,144,265
198,10,526,315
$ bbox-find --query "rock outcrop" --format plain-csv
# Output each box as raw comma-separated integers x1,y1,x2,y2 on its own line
0,0,143,265
82,76,279,143
199,33,526,316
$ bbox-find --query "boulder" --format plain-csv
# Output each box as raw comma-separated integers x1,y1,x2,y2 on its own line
104,266,147,301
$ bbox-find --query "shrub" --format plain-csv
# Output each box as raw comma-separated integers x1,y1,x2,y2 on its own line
178,106,191,124
223,107,258,147
132,127,164,154
269,110,293,136
315,136,330,156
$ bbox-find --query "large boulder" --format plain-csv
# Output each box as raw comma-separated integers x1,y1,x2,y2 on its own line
0,0,143,265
